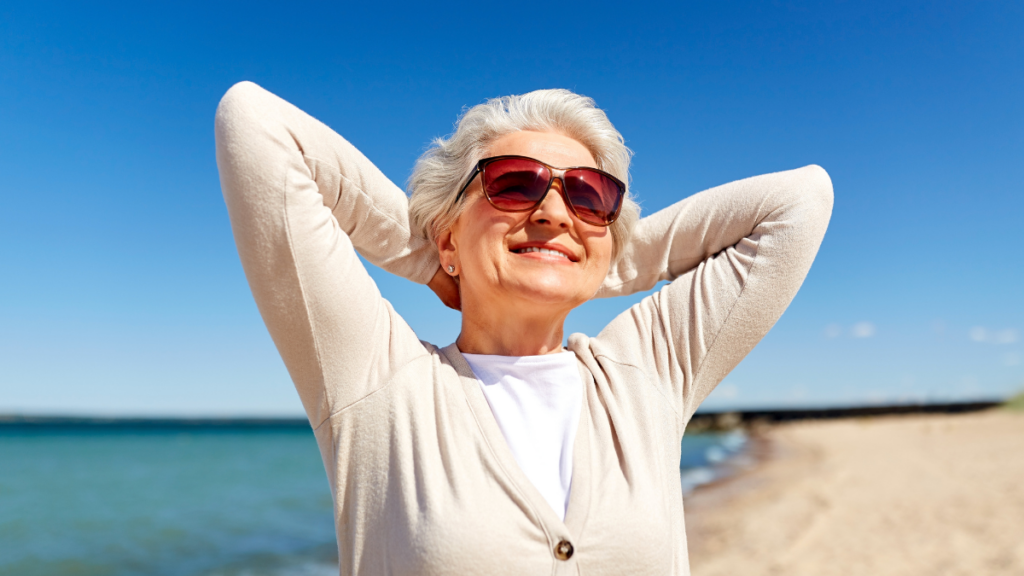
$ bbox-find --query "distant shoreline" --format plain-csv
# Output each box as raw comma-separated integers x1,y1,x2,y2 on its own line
0,400,1003,431
0,414,311,431
687,399,1002,431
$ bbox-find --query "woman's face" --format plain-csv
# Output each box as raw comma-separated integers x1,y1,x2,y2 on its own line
441,130,613,318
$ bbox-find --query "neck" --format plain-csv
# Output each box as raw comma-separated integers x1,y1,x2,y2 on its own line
456,298,569,356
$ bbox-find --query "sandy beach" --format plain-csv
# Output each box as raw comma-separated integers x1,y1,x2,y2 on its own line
684,410,1024,576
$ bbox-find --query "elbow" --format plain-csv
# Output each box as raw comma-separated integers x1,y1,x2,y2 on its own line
765,165,834,242
217,81,261,116
797,164,834,214
214,81,286,205
779,165,834,231
214,81,268,148
217,81,266,118
214,82,264,205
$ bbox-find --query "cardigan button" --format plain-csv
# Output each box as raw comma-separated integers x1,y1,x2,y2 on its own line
554,539,574,560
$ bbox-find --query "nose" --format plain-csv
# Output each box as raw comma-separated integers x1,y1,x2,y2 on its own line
529,177,574,228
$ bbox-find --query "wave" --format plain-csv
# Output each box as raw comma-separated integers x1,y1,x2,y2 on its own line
679,430,748,494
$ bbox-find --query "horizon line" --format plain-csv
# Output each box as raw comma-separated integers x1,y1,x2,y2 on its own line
0,398,1007,429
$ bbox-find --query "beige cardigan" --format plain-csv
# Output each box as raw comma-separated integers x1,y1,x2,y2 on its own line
215,81,833,576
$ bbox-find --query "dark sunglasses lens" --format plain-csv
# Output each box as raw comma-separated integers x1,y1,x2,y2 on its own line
483,159,550,210
564,170,623,225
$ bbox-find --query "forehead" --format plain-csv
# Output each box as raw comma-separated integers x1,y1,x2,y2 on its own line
484,130,597,169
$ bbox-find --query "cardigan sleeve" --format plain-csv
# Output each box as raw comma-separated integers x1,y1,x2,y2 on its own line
214,81,438,427
591,166,833,422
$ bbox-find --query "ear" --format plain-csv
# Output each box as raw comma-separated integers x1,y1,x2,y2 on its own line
436,226,458,275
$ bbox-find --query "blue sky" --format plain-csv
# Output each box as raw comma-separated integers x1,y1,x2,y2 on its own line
1,0,1021,416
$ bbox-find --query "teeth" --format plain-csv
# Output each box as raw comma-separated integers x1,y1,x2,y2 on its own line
515,246,571,259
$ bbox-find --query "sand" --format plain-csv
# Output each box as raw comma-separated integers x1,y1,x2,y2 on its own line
684,410,1024,576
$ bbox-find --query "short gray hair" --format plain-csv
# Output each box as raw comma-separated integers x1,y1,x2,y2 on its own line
408,89,639,261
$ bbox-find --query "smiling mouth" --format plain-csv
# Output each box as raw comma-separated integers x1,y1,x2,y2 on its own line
511,246,576,261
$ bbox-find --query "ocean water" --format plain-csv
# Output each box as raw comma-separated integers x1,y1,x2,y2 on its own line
0,425,745,576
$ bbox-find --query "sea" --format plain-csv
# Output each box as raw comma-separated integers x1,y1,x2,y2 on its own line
0,422,746,576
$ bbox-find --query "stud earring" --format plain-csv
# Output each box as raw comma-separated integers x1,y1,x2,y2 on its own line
447,265,455,274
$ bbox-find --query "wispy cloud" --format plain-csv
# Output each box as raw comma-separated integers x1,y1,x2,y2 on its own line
852,321,876,338
823,322,876,339
1005,352,1020,367
969,327,1019,344
994,329,1019,344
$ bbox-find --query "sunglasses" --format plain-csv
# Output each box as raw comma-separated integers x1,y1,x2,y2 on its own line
453,155,626,227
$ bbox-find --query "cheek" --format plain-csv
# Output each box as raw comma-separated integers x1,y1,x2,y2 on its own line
452,202,517,263
587,231,614,268
589,235,615,284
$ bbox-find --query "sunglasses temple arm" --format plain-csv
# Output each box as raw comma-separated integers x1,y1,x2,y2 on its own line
452,165,482,205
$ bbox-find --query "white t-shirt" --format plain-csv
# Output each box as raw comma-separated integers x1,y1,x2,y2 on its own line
462,351,582,520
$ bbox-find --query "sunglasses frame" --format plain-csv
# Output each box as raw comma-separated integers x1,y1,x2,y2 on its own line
453,155,626,227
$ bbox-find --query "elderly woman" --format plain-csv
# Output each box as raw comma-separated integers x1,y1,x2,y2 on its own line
215,82,832,575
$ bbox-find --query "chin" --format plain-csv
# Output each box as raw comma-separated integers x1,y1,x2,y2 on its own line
508,276,592,308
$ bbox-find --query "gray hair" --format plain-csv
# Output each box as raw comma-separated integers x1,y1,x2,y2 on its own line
407,89,639,261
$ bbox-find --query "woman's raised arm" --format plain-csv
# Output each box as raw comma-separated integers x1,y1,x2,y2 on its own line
215,82,439,427
593,166,834,421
